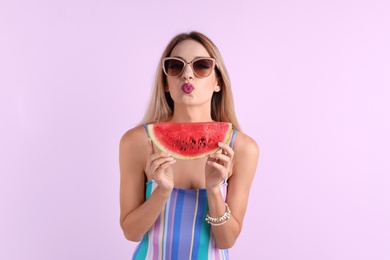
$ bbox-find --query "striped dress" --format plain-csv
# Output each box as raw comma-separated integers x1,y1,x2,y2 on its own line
132,181,229,260
133,129,237,260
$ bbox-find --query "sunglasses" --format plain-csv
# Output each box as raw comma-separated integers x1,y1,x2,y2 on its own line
162,57,217,78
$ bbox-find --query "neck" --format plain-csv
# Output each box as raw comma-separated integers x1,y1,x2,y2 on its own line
169,104,213,123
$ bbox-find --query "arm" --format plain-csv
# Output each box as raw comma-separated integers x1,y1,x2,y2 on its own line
205,131,259,249
119,126,176,241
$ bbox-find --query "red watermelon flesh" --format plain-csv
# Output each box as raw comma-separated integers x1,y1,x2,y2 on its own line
147,122,233,160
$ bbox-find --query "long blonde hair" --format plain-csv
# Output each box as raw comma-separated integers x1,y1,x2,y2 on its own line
140,31,241,131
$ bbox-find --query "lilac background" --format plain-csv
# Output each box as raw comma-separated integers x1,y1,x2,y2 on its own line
1,0,389,259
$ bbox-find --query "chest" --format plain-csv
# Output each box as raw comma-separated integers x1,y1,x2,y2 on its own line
171,158,208,189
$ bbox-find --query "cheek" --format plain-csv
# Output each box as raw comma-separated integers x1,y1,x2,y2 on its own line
208,77,219,89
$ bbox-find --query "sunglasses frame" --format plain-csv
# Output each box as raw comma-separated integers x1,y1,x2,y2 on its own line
162,57,217,78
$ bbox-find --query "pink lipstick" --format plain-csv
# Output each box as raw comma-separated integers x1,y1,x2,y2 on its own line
181,83,194,94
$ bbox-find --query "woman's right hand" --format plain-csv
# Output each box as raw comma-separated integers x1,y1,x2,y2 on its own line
145,138,176,193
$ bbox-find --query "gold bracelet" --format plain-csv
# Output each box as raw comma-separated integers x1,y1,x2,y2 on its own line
205,203,231,226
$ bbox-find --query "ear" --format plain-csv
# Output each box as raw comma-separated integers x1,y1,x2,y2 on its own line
165,86,170,92
214,84,221,92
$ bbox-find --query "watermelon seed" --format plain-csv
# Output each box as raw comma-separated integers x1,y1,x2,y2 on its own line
198,137,207,150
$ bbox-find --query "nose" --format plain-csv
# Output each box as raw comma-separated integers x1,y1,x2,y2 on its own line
182,63,194,80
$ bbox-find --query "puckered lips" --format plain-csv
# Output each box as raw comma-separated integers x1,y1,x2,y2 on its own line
181,83,194,94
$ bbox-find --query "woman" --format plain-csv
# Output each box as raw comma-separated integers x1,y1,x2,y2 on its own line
119,31,259,259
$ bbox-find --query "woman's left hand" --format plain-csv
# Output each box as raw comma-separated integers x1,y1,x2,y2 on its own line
205,142,234,190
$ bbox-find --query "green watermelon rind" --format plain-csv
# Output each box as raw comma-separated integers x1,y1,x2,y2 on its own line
147,122,233,160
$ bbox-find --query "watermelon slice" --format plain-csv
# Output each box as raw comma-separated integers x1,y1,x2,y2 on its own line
146,122,233,160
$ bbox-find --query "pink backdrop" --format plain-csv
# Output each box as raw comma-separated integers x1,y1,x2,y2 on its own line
1,0,389,259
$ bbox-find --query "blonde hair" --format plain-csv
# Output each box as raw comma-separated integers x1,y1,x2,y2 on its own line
140,31,241,131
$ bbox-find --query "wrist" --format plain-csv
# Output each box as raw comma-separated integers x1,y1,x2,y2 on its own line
154,185,173,198
206,178,226,193
206,185,221,196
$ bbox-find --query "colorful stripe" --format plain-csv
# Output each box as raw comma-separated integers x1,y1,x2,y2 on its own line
132,181,229,260
229,129,237,148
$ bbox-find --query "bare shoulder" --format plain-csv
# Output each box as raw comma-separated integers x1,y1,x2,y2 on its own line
120,125,148,147
233,131,260,158
229,130,260,181
119,125,149,170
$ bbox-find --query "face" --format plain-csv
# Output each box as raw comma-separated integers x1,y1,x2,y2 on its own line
165,40,220,108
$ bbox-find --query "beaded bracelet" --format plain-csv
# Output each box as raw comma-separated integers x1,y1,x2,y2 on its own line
205,203,231,226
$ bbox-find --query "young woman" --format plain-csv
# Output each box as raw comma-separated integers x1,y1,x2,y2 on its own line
119,31,259,259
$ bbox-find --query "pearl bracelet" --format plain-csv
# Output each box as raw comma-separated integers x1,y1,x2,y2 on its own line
205,203,231,226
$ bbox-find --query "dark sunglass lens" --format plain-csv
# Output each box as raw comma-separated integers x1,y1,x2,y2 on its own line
164,59,184,76
193,59,213,77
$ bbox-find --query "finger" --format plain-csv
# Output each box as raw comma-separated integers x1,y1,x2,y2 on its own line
153,159,176,178
209,153,229,165
158,158,176,171
206,160,227,172
218,142,234,158
207,153,218,162
149,156,174,172
149,151,171,161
